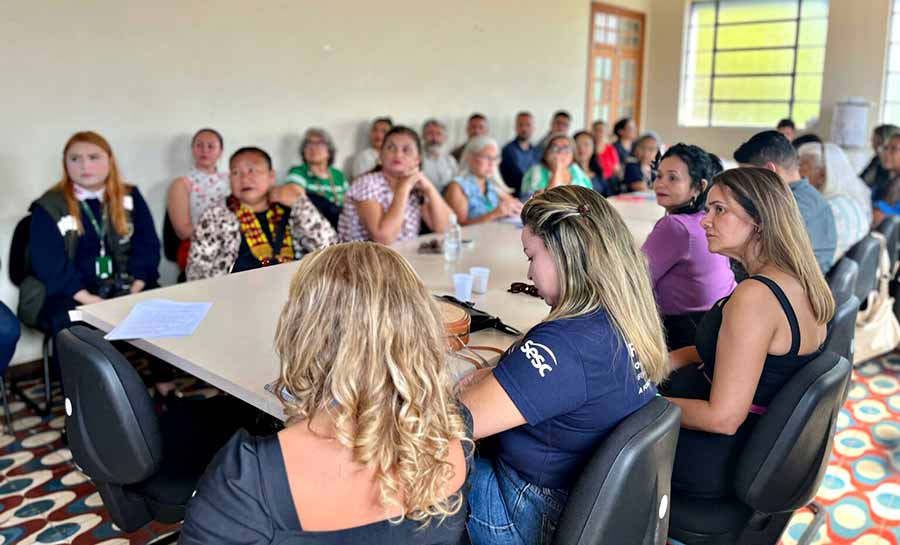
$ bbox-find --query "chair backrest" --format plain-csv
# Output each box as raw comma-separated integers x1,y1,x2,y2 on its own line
162,210,180,263
552,397,681,545
57,325,163,484
825,294,860,364
734,351,850,514
876,214,900,273
826,257,858,308
845,234,881,303
8,214,31,287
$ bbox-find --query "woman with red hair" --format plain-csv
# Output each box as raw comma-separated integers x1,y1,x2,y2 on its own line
24,131,160,335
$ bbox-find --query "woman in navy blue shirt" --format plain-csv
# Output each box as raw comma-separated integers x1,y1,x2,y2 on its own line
28,131,160,335
460,186,670,545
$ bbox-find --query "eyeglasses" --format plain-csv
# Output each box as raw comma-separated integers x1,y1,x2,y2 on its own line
508,282,540,297
549,145,573,154
474,154,500,163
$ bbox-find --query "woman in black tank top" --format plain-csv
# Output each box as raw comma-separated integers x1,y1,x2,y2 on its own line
661,167,835,499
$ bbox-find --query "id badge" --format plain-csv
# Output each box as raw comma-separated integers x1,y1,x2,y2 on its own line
95,255,113,279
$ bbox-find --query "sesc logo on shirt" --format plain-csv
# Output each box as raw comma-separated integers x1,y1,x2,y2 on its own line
627,343,653,395
521,339,558,378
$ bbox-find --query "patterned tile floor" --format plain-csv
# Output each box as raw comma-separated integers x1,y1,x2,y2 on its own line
2,356,899,544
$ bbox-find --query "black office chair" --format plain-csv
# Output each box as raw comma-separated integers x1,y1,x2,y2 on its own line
668,351,851,545
7,213,53,416
552,397,681,545
876,214,900,273
826,294,860,365
826,257,858,307
845,234,881,306
57,326,243,539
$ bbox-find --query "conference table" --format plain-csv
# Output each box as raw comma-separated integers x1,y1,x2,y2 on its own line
71,194,663,421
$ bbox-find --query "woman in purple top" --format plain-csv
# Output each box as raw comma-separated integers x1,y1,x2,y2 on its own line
642,144,736,349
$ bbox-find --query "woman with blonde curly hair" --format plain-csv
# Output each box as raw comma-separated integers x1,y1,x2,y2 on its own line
181,242,473,544
460,185,668,545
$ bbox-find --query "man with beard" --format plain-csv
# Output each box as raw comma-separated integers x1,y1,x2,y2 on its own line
420,119,458,191
500,111,541,197
452,113,489,163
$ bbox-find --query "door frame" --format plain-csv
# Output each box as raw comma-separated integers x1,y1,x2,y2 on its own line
585,2,646,127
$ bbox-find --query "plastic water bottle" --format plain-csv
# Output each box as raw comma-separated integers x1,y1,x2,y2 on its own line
444,212,462,262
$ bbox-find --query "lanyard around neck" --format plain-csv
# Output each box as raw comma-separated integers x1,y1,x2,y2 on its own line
80,201,108,255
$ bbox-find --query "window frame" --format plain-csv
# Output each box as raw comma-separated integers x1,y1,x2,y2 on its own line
679,0,829,129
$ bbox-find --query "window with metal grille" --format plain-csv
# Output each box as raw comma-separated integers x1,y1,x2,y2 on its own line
680,0,829,128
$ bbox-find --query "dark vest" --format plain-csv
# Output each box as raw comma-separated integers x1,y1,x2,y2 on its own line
17,188,135,327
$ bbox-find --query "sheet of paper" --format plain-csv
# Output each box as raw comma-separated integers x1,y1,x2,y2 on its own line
104,299,213,341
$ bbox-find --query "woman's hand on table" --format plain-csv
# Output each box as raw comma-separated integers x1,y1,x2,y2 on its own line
73,289,103,305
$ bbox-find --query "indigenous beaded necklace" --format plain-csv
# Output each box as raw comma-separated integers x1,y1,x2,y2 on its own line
227,195,294,266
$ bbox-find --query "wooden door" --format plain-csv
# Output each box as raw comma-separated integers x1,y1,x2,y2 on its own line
586,3,646,127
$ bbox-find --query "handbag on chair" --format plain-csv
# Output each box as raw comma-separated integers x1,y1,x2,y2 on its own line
854,232,900,364
438,296,519,382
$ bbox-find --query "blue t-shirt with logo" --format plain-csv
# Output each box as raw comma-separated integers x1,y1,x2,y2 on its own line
492,309,657,489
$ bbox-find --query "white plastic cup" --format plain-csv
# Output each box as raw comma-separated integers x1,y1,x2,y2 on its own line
453,273,474,302
470,267,490,294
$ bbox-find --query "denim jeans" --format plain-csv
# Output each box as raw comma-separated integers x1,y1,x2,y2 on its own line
467,457,569,545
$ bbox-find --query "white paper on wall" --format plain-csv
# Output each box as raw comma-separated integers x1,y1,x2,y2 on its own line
831,98,871,148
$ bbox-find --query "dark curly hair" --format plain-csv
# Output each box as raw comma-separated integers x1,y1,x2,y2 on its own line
659,143,714,215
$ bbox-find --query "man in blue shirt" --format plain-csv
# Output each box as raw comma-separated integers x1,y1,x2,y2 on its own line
734,131,837,274
500,111,541,197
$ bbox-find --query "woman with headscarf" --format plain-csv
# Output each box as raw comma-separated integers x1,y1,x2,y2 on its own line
798,142,872,260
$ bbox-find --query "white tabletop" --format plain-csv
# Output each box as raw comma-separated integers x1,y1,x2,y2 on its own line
73,195,663,420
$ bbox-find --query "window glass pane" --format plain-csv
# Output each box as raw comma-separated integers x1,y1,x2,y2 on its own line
609,15,619,30
621,59,637,81
714,49,795,75
887,75,900,101
712,102,790,126
890,44,900,73
791,102,820,127
685,52,714,76
679,1,829,128
713,76,792,101
717,22,797,49
798,19,828,46
802,0,829,18
682,102,711,126
594,13,607,29
893,14,900,43
885,103,900,124
691,3,717,26
717,0,797,24
684,76,712,101
796,48,825,74
687,26,715,51
794,75,823,102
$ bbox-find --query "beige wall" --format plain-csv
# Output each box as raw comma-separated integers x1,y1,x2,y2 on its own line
2,1,652,223
643,0,892,160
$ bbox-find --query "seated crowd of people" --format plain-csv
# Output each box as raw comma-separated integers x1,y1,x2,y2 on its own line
1,109,890,545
